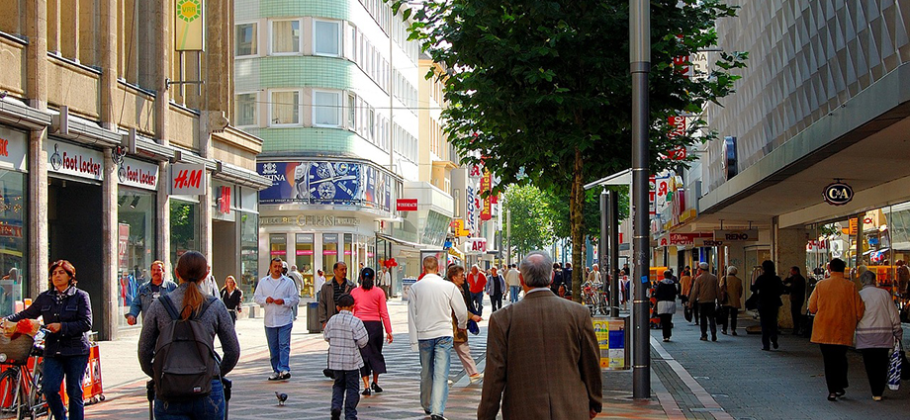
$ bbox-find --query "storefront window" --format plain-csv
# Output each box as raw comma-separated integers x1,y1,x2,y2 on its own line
323,233,338,273
296,233,314,297
170,199,200,264
344,233,354,274
240,212,258,301
117,188,157,327
0,170,27,317
270,233,287,263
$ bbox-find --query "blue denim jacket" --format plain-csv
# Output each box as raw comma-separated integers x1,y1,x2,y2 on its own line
128,280,178,319
8,286,92,356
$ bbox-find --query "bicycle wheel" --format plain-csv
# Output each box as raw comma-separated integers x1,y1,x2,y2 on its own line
25,363,47,420
0,369,21,419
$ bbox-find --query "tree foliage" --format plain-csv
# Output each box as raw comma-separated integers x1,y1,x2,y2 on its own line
503,184,552,258
547,186,630,241
392,0,748,300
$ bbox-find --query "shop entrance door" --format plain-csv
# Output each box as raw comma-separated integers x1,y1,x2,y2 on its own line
48,178,104,338
212,219,237,292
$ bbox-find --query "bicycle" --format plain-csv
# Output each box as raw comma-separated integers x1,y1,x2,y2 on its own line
0,328,50,420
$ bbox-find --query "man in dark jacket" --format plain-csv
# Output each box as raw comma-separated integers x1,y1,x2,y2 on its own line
784,266,807,335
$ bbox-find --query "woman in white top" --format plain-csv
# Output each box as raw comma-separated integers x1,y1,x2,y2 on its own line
855,270,902,401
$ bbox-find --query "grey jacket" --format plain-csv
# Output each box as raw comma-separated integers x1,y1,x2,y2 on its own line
137,283,240,378
317,278,355,325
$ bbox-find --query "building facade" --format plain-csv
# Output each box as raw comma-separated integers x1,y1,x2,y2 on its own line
667,0,910,325
240,0,454,295
0,0,269,339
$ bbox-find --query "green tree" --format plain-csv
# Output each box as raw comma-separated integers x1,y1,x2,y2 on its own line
504,184,552,259
546,186,630,243
394,0,747,301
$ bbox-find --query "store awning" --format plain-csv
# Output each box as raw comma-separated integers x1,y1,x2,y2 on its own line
583,169,632,190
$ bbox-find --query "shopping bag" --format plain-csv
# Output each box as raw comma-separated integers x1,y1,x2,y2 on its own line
684,305,693,322
888,339,901,391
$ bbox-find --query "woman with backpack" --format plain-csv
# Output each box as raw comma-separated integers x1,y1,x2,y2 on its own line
6,260,92,420
138,251,240,419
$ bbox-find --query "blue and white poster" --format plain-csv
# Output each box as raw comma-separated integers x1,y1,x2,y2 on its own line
258,161,392,211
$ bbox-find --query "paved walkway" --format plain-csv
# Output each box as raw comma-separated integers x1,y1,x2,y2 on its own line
82,297,910,419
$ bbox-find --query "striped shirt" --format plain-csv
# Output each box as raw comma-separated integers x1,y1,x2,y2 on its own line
323,310,369,371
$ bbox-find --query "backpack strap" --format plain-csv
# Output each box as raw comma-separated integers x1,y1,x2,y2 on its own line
195,295,218,320
160,295,180,321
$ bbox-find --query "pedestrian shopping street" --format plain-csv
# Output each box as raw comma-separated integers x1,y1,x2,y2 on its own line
85,296,910,420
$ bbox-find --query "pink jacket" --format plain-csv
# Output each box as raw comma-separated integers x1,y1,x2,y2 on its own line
351,286,392,333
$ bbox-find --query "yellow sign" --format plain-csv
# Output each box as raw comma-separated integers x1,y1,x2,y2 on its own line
454,220,470,237
592,318,626,369
175,0,205,51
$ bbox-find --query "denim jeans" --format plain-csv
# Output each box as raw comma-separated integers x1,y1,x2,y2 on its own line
154,379,225,420
509,286,520,303
265,323,293,372
332,369,360,420
471,292,484,316
418,336,452,417
43,354,89,420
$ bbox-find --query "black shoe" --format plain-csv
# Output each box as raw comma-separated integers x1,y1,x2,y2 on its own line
700,336,707,341
362,388,372,396
761,347,770,351
732,331,738,336
430,415,448,420
278,371,291,380
711,335,717,342
332,408,342,420
371,382,383,393
721,330,727,335
772,341,779,349
827,393,837,401
835,390,845,398
424,409,431,415
323,369,334,379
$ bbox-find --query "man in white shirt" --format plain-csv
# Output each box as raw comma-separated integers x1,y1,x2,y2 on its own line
201,265,219,296
253,257,300,381
314,269,327,299
408,256,467,420
505,264,522,304
380,266,392,301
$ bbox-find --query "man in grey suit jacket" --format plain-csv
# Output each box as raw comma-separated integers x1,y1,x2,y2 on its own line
479,251,603,420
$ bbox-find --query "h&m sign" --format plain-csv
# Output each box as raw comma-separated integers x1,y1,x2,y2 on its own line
170,163,206,195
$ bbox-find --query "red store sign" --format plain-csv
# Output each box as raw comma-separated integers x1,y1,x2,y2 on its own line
397,199,418,212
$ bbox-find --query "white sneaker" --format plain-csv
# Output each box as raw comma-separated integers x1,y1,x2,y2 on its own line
447,379,453,386
268,372,281,381
469,373,484,384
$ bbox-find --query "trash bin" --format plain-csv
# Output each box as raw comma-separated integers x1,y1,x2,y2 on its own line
307,302,322,333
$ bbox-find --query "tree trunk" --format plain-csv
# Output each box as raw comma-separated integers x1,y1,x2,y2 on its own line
570,147,585,303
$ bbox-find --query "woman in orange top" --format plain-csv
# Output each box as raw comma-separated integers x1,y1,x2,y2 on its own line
808,258,865,402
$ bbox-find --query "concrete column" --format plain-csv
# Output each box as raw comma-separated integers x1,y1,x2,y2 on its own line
99,0,118,129
78,0,95,66
774,222,807,329
157,162,171,272
26,0,49,299
201,173,213,263
26,0,48,110
102,149,119,340
155,0,171,271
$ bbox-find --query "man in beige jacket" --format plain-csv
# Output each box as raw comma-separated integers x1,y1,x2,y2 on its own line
688,262,721,341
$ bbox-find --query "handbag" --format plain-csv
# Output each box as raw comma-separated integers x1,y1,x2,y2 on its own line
889,339,902,391
745,293,758,310
684,305,693,322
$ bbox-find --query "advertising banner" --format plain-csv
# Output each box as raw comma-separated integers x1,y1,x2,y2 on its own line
257,161,392,211
480,171,492,221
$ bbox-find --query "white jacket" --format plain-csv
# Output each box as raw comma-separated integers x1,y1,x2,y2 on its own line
855,285,902,349
407,273,468,351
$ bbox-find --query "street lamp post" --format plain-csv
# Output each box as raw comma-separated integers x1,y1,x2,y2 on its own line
630,0,651,399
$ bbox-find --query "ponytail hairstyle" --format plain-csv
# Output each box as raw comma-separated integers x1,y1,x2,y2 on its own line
360,267,375,290
175,251,209,320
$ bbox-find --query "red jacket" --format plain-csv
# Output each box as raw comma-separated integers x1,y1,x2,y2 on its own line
468,272,487,294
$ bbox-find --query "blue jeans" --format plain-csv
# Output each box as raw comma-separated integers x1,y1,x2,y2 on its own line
265,323,293,373
43,354,89,420
154,379,225,420
418,336,452,417
332,370,360,420
471,292,484,316
509,286,520,303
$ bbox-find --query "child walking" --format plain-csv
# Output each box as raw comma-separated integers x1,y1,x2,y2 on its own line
324,294,369,420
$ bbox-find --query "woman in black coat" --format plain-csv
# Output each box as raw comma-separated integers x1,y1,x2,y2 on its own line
7,260,92,420
751,260,784,351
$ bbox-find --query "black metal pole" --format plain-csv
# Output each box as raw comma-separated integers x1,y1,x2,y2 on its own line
630,0,651,399
608,189,620,317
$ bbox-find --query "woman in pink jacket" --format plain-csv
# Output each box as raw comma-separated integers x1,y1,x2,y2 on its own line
351,267,392,396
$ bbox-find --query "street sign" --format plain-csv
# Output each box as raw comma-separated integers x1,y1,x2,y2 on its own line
713,229,758,242
823,182,853,206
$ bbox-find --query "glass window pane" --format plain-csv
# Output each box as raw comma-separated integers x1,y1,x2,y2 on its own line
236,93,257,126
169,200,199,266
323,233,338,274
271,91,299,125
296,233,314,297
314,21,340,56
314,91,340,127
117,188,157,327
0,170,27,317
236,23,257,56
240,212,258,302
272,20,300,53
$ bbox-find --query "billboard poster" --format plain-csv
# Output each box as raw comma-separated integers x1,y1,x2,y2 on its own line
257,161,392,211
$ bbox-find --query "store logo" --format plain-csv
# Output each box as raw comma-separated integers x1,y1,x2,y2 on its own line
118,165,127,183
177,0,201,22
50,144,62,171
824,182,853,206
0,138,9,157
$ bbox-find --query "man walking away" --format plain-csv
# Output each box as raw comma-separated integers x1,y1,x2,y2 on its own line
478,251,602,420
688,262,721,341
784,266,807,335
253,257,300,380
505,264,521,303
408,256,467,420
467,265,487,316
486,267,505,312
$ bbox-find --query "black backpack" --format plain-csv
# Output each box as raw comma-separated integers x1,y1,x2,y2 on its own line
152,295,220,401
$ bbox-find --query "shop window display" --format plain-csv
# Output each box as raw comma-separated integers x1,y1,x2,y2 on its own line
323,233,338,273
170,199,200,265
296,233,315,297
117,189,156,327
0,170,26,317
240,212,258,301
344,233,354,273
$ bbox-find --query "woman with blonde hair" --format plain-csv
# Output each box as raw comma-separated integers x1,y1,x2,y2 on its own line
721,266,744,336
220,275,243,324
138,251,240,419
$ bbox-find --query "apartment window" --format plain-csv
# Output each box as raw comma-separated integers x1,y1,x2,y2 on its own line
313,90,342,127
347,94,356,130
269,90,300,126
235,93,257,126
350,27,358,60
236,23,258,57
271,20,300,54
369,109,375,139
314,20,341,56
